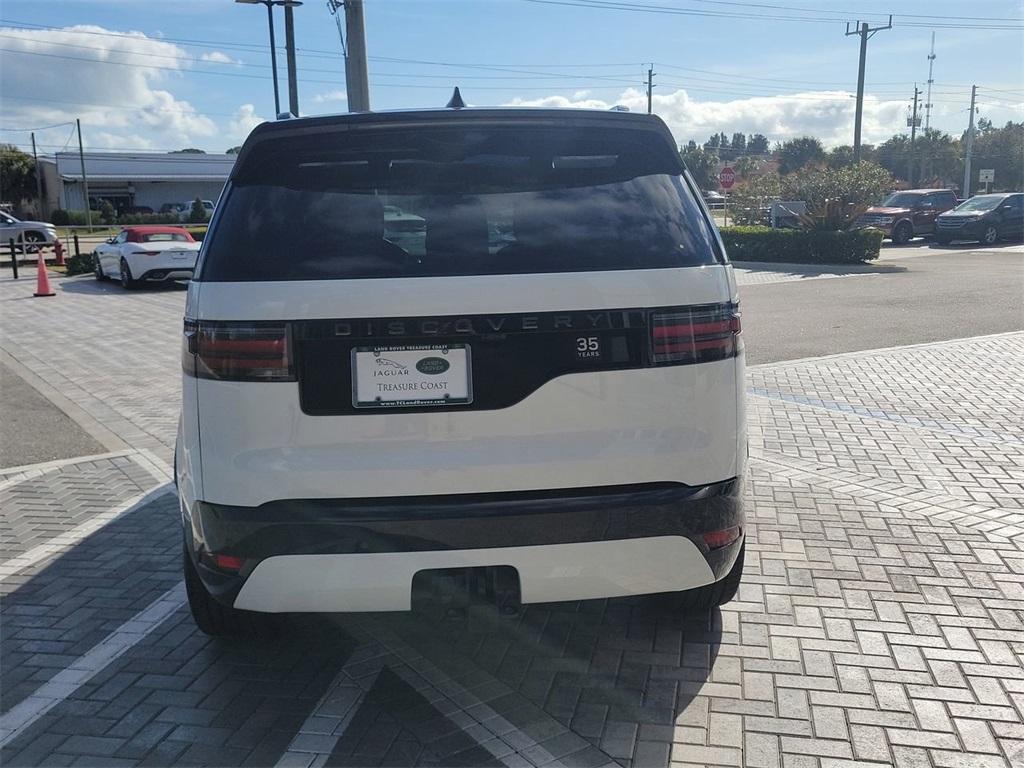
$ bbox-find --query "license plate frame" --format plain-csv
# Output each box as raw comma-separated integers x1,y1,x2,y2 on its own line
351,344,472,409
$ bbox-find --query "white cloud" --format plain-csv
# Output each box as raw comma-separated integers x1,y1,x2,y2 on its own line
313,90,348,104
505,87,908,148
229,104,265,140
0,24,217,149
199,51,242,65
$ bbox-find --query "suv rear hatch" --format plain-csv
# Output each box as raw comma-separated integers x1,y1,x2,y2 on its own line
186,110,743,507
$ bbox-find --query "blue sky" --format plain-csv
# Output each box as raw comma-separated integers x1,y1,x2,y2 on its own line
1,0,1021,155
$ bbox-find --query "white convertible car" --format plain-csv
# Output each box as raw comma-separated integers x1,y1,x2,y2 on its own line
93,226,200,289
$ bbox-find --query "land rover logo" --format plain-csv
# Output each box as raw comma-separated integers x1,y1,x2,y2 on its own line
416,357,450,375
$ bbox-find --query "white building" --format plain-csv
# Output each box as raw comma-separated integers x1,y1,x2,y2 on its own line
41,152,236,215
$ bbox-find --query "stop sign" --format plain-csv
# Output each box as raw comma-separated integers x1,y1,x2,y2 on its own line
719,166,736,190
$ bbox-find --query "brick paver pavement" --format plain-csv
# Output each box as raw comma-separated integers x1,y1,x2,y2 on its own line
1,276,1022,767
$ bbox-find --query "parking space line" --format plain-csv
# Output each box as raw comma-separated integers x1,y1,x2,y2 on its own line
357,619,577,768
134,447,175,483
0,582,186,749
0,483,172,581
275,645,384,768
749,387,1024,447
0,449,139,481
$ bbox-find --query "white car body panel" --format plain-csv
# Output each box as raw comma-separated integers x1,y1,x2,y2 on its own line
98,238,200,281
122,241,200,279
198,361,739,506
193,267,741,507
234,535,715,612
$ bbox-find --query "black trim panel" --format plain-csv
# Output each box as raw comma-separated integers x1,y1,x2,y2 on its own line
186,480,743,606
295,303,738,415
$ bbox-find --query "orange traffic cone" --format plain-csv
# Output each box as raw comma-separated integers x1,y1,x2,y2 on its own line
33,253,55,297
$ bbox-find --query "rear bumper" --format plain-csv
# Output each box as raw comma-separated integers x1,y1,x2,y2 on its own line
138,267,194,282
183,479,743,611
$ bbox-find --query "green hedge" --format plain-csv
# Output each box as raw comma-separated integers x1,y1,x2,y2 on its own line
65,251,94,277
186,227,207,242
51,209,102,226
720,226,883,264
118,213,180,225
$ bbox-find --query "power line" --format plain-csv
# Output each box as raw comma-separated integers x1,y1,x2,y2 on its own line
0,34,642,82
0,48,648,91
0,45,646,88
675,0,1019,23
519,0,1024,29
3,20,1011,94
0,120,74,132
0,20,643,70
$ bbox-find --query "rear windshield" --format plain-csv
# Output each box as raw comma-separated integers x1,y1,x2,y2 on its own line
142,233,190,242
198,125,718,281
954,195,1003,212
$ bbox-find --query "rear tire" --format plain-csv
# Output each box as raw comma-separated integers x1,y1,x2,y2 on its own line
184,547,277,638
981,225,999,245
891,221,913,245
119,258,137,289
667,543,744,614
93,254,107,281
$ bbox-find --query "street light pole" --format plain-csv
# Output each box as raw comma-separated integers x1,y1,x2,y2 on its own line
236,0,302,117
266,2,281,116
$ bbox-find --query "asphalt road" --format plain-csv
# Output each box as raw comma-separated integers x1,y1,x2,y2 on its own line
0,361,103,468
740,247,1024,365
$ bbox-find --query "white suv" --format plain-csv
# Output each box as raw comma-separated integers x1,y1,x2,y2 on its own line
176,108,746,636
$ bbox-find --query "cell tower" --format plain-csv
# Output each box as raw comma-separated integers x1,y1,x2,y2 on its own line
924,33,937,131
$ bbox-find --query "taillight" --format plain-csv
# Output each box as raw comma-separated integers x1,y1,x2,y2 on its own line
182,320,294,382
702,526,742,550
651,303,741,365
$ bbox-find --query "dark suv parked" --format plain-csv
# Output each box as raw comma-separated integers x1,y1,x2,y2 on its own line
857,189,959,244
935,193,1024,245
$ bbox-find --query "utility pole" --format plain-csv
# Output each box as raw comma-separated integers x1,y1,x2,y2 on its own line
846,16,892,162
924,32,936,131
962,84,977,199
30,132,44,219
284,3,299,116
907,85,920,186
646,65,655,115
345,0,370,112
76,119,92,230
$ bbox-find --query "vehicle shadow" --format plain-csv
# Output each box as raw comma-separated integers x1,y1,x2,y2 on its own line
2,474,723,768
345,590,725,766
57,275,188,294
926,240,1023,250
0,490,362,768
732,260,905,276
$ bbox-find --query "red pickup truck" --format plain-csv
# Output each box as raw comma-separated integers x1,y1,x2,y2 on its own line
856,189,960,244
